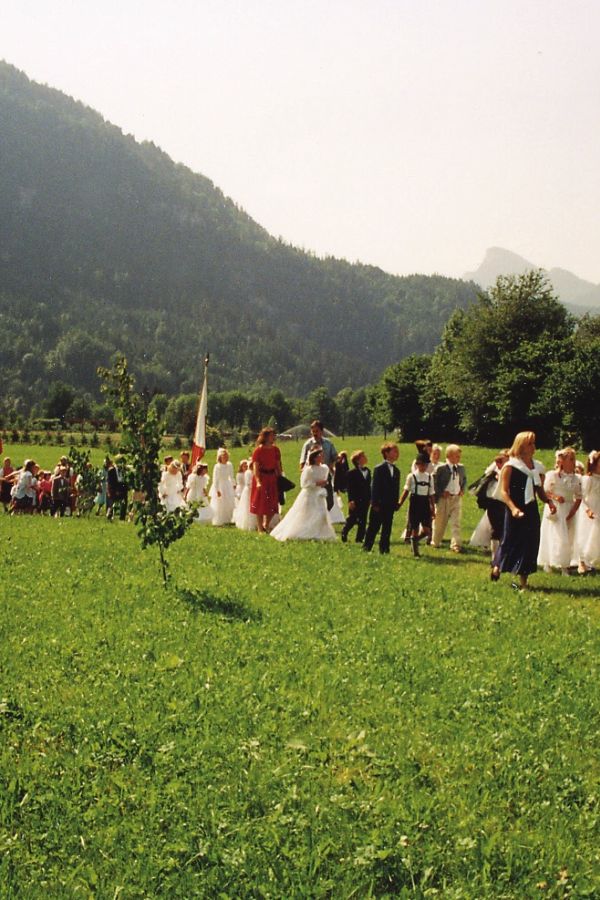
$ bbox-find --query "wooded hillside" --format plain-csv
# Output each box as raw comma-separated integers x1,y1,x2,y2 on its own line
0,61,478,416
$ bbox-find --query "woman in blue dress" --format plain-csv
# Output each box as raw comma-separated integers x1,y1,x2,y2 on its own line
491,431,556,590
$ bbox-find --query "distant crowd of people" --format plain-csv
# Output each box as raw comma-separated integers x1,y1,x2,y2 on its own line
1,453,133,520
2,455,85,517
3,421,599,587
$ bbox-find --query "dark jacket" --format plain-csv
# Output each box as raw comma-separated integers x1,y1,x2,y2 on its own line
107,465,128,501
370,461,400,509
434,463,467,502
346,466,371,506
333,457,349,493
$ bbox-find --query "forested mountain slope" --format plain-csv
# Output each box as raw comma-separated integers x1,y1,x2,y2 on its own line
0,61,478,413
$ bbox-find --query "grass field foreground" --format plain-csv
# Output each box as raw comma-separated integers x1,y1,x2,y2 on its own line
1,441,599,897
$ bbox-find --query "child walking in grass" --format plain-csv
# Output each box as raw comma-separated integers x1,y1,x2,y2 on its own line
398,452,435,557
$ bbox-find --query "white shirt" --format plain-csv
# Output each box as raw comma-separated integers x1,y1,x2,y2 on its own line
405,471,434,496
15,470,37,500
446,463,461,496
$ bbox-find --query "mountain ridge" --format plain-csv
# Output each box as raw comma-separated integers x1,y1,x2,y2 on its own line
0,60,476,414
465,247,600,310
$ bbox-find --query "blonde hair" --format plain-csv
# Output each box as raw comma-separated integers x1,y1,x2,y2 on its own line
509,431,536,459
587,450,600,474
556,446,576,467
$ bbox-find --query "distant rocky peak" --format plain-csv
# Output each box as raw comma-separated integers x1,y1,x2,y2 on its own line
464,247,600,309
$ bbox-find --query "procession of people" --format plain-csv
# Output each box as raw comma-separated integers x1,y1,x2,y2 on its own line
3,421,599,586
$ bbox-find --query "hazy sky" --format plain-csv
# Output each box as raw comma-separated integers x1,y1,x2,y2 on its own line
2,0,599,282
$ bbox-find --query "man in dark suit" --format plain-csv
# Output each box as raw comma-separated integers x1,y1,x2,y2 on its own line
363,442,401,554
106,455,128,521
341,450,371,543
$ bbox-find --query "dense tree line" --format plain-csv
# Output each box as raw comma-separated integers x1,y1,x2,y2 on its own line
368,272,600,448
3,272,597,451
0,381,374,443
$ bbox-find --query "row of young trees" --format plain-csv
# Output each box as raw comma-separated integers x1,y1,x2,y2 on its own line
369,271,600,448
0,382,375,441
149,385,373,440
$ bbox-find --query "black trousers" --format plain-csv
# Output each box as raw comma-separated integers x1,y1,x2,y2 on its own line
342,501,369,542
487,499,505,541
363,506,395,553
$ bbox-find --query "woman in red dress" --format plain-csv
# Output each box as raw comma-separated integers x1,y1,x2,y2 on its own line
250,427,282,533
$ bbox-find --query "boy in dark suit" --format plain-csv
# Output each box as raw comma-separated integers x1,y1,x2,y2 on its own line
106,455,128,521
341,450,371,543
363,442,401,554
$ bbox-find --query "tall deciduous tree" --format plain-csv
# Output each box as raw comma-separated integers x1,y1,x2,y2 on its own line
368,355,432,441
544,317,600,449
430,271,574,442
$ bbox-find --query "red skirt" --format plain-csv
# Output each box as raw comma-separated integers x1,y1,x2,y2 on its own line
250,471,279,516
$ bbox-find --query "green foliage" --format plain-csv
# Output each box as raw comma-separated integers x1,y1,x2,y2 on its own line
99,356,195,586
68,445,96,512
43,381,76,422
547,335,600,448
335,386,373,437
426,271,576,442
372,355,433,441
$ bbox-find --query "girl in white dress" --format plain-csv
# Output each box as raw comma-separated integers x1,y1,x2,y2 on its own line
270,449,336,542
538,448,582,573
159,460,186,512
209,448,235,526
328,493,346,525
186,463,213,524
576,450,600,573
233,461,257,531
235,460,248,502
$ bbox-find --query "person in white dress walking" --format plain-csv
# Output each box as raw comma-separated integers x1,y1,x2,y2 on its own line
270,448,336,542
186,462,213,524
538,448,581,573
576,450,600,573
159,460,186,512
210,448,235,526
233,460,257,531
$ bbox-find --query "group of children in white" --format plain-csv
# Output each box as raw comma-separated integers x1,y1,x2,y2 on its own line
158,447,343,537
158,430,599,577
470,445,600,576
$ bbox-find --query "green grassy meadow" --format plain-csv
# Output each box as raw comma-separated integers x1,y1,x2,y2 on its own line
1,440,599,898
